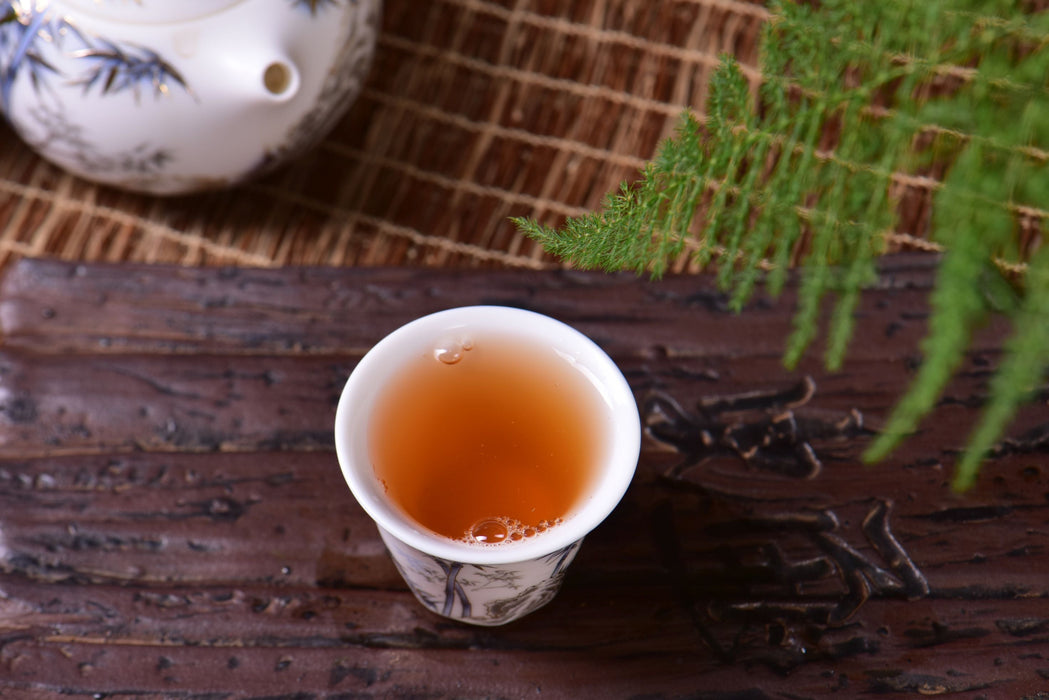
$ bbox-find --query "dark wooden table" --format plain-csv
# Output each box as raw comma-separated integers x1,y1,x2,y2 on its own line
0,256,1047,698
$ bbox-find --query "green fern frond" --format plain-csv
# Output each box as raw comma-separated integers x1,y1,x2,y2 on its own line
952,248,1049,491
863,146,1011,463
517,0,1049,489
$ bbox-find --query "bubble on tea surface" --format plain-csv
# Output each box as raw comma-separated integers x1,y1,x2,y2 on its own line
433,335,473,365
463,514,564,545
470,518,509,544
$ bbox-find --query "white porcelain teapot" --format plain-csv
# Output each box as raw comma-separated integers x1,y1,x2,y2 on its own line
0,0,380,194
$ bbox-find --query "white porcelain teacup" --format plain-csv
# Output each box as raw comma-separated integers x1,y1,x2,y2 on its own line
334,306,641,626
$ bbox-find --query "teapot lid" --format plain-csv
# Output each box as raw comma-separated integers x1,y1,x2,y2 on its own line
58,0,247,24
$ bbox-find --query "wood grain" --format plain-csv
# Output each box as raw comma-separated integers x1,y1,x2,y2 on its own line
1,257,1048,698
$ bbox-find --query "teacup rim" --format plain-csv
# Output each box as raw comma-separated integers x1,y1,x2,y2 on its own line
333,305,641,566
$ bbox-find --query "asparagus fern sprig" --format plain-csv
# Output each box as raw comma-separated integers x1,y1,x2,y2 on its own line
516,0,1049,490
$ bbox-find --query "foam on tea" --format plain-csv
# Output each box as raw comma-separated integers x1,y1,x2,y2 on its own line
367,330,608,545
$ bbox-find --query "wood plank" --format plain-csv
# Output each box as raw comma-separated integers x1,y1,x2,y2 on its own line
0,349,348,456
0,258,1047,697
0,336,1021,459
0,451,399,588
0,422,1047,685
0,638,752,699
1,348,1046,592
3,591,1049,697
0,256,976,363
1,442,1047,590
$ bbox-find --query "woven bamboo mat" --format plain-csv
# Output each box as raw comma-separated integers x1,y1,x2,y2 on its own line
0,0,776,271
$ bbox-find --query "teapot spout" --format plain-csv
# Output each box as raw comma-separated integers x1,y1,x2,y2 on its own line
260,59,300,102
213,44,302,104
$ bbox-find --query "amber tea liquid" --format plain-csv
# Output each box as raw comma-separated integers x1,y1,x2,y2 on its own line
367,331,607,545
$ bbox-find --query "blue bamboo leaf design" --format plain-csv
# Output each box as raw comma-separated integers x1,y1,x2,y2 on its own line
290,0,350,15
70,39,189,99
24,50,59,91
0,5,47,113
1,3,191,114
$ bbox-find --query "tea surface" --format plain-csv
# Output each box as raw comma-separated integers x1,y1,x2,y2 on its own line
368,332,607,543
